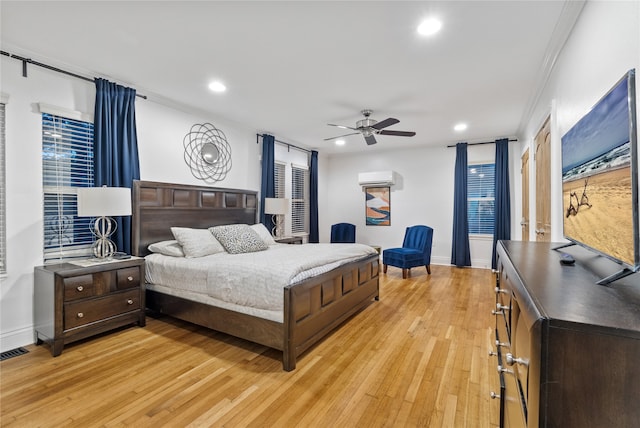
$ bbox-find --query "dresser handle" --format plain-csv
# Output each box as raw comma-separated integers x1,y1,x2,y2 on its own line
506,353,529,367
488,350,497,357
491,310,504,316
495,340,510,348
497,365,514,375
494,286,507,295
77,312,84,318
76,286,84,292
127,299,134,305
490,392,501,399
127,276,134,282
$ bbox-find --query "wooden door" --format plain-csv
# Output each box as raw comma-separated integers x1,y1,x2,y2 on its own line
521,149,530,241
535,117,551,242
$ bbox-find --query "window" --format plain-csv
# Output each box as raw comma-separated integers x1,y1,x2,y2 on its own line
0,102,5,274
42,112,95,262
291,164,309,235
274,162,285,199
467,163,495,235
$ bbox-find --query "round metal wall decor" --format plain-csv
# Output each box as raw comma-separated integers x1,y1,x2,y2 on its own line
183,122,232,183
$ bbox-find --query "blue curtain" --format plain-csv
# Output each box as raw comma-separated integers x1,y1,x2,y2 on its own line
309,150,319,243
260,134,275,231
93,78,140,254
492,138,511,270
451,143,471,267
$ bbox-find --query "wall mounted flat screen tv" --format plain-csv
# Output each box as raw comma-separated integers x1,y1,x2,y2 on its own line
560,69,638,285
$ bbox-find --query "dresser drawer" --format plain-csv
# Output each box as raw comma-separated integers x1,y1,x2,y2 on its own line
64,289,141,329
116,267,140,290
63,274,96,301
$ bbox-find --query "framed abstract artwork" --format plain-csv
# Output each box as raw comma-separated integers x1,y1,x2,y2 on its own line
365,186,390,226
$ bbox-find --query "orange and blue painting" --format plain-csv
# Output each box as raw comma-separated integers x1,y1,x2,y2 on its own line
365,187,390,226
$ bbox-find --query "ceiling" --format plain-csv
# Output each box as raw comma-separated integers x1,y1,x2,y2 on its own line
0,1,580,155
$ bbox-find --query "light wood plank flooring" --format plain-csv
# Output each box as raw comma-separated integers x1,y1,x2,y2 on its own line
1,266,498,427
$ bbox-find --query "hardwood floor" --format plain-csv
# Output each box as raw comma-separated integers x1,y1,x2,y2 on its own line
1,266,498,427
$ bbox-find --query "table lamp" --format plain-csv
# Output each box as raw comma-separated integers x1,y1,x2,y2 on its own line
264,197,289,238
77,186,132,258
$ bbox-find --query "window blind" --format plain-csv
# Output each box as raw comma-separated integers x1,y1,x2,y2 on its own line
42,113,95,262
274,162,286,198
0,103,6,274
467,163,495,235
291,164,309,234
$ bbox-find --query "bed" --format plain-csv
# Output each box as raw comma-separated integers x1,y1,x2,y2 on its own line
131,180,380,371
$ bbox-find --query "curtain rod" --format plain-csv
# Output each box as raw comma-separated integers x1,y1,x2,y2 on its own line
446,138,517,148
1,50,147,100
256,133,311,154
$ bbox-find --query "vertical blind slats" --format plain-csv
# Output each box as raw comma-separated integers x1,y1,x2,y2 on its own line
0,103,6,273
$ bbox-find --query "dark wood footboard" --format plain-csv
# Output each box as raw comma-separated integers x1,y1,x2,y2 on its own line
283,253,379,370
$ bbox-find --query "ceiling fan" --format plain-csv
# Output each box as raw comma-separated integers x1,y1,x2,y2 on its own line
325,109,416,145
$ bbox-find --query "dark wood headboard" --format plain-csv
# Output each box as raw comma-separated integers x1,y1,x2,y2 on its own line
131,180,258,256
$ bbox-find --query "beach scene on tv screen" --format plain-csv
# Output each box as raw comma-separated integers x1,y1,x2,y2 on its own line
561,75,635,266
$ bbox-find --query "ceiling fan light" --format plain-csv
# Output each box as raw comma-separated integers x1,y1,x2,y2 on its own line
335,139,345,146
454,123,468,132
418,18,442,36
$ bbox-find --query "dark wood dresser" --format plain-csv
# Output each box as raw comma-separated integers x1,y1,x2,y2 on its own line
34,258,145,356
492,241,640,428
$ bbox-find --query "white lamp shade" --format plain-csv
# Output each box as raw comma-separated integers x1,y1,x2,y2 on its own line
264,197,289,215
77,187,132,217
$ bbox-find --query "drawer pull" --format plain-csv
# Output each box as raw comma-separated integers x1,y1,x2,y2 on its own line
77,286,84,292
492,310,504,316
494,286,508,295
495,340,510,348
497,365,514,375
488,350,497,357
490,392,501,399
77,312,84,318
506,353,529,367
127,276,134,282
496,303,510,311
127,299,134,305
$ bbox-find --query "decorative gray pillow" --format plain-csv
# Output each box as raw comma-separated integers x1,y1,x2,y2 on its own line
148,240,185,257
250,223,277,246
209,224,268,254
170,227,226,258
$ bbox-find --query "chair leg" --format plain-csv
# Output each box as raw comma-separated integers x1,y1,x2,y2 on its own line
383,264,388,273
426,265,431,275
402,268,408,279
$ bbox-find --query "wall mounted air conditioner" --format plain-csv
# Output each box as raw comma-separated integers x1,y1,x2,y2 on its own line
357,170,396,187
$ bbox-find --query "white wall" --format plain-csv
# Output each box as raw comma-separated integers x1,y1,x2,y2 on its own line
0,57,263,352
521,0,640,242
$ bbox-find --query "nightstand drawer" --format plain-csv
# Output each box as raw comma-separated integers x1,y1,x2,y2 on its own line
116,267,140,290
64,289,141,329
63,275,96,301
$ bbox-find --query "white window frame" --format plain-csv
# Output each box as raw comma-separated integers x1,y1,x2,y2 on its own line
291,163,309,236
41,105,95,262
0,95,7,274
467,162,495,237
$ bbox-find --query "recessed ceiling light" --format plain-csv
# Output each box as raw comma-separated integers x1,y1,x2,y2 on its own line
417,18,442,36
335,139,345,146
208,81,226,93
454,123,468,132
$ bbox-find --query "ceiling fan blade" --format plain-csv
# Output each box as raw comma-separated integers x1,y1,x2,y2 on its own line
364,134,377,145
371,117,399,130
378,130,416,137
323,132,360,141
327,123,358,131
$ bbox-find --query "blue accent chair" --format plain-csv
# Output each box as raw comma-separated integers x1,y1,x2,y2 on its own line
330,223,356,243
383,225,433,278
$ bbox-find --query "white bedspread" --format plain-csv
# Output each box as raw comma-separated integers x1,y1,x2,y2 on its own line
145,243,377,318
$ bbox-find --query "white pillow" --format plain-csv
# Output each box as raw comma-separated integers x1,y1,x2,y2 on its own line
250,223,277,246
170,227,226,258
148,240,185,257
209,224,268,254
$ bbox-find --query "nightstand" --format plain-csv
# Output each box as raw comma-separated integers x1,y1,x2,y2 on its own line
275,236,304,244
34,258,145,356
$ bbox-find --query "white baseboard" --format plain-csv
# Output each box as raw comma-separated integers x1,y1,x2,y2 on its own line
0,326,34,353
